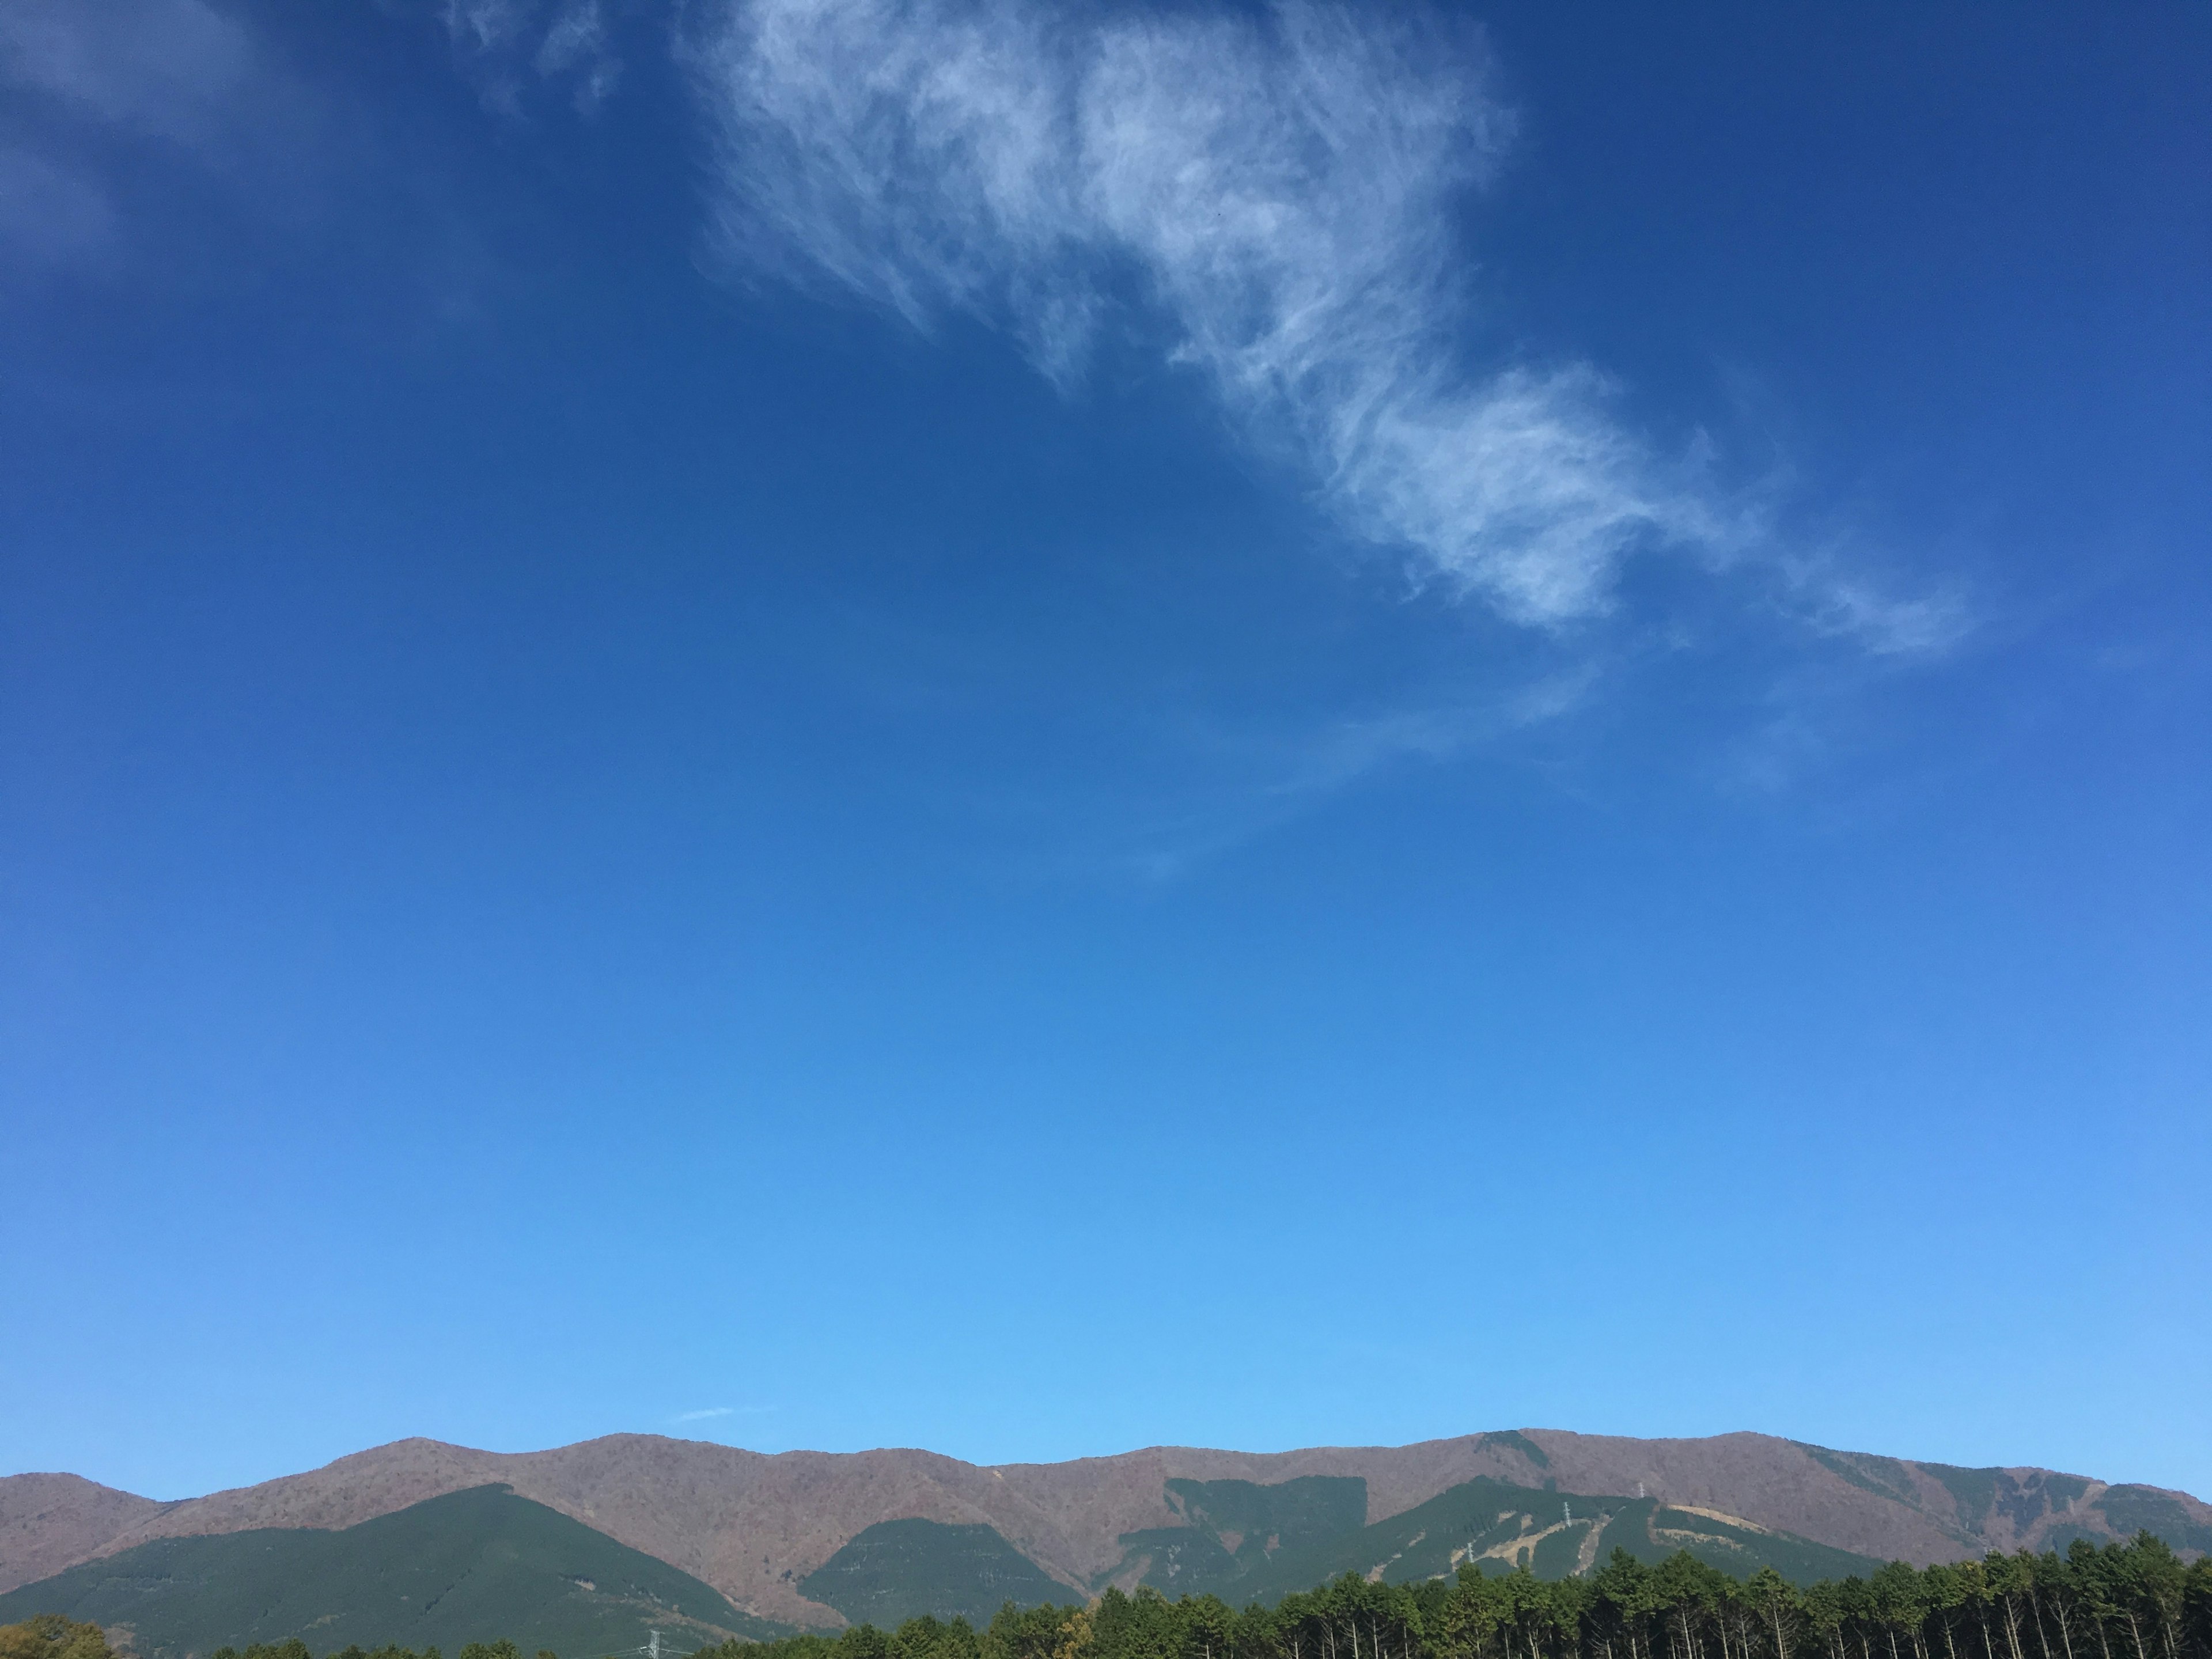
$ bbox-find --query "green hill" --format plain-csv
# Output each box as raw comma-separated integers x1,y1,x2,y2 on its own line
797,1473,1892,1620
798,1522,1071,1626
0,1486,793,1659
1106,1475,1885,1597
1104,1477,1369,1597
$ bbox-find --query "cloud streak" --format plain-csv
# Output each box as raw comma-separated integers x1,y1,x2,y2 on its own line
683,0,1942,642
0,0,256,272
1,0,251,142
672,1405,772,1421
442,0,623,112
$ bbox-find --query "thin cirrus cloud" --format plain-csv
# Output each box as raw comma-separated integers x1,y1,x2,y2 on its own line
0,0,250,142
442,0,623,112
671,1405,772,1421
681,0,1959,649
0,0,252,268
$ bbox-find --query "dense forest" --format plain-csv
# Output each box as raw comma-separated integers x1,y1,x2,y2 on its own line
0,1629,554,1659
9,1536,2209,1659
2,1618,123,1659
703,1537,2212,1659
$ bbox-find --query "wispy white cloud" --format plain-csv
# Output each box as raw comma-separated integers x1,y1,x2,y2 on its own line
1787,562,1968,657
1257,670,1597,804
442,0,622,113
672,1404,772,1421
1,0,251,143
0,0,262,277
683,0,1951,645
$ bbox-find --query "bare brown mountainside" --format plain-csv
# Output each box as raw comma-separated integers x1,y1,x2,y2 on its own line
3,1430,2205,1631
0,1474,168,1596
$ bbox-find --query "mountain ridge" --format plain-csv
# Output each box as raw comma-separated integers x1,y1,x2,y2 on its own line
5,1430,2205,1631
0,1484,794,1659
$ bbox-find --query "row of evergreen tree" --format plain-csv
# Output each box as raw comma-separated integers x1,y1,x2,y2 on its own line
10,1535,2209,1659
207,1643,548,1659
701,1536,2212,1659
0,1623,553,1659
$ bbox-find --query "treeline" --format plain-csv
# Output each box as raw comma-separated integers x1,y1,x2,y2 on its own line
2,1618,119,1659
11,1537,2209,1659
203,1643,555,1659
699,1536,2212,1659
3,1624,559,1659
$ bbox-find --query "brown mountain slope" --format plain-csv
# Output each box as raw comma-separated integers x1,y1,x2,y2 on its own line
980,1429,2176,1580
0,1474,167,1597
4,1430,2205,1630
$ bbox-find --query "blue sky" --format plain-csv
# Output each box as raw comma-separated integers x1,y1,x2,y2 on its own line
2,0,2207,1508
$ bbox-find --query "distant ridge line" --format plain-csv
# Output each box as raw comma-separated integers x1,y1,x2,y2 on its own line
3,1429,2205,1630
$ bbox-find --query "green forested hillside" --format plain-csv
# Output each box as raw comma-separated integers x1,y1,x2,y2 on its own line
800,1524,1071,1627
787,1474,1882,1626
2065,1487,2212,1556
1794,1448,2212,1558
8,1469,2206,1659
801,1531,1075,1628
0,1487,792,1659
1107,1478,1882,1600
699,1534,2212,1659
1107,1480,1370,1599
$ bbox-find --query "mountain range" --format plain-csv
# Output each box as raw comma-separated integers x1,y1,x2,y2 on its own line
0,1486,785,1658
3,1430,2207,1652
